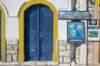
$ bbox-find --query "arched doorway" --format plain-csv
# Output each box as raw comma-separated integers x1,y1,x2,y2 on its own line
25,4,53,61
18,0,58,62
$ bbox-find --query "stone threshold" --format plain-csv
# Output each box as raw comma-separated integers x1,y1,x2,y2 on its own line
0,61,59,66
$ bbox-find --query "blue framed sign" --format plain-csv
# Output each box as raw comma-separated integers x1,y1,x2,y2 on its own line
67,22,85,43
59,11,89,20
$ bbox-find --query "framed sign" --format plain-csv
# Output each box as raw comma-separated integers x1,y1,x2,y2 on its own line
88,19,99,27
59,11,89,20
67,22,85,43
88,29,100,41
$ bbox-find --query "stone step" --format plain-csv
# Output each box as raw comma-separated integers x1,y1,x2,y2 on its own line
0,65,59,66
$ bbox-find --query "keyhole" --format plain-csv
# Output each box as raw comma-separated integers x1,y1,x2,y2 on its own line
40,26,42,28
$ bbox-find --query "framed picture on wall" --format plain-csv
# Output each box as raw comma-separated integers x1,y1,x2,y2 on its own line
67,22,85,43
88,19,99,27
88,29,100,41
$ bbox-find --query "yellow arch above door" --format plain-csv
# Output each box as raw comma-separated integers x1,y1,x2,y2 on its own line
0,5,6,62
19,0,58,62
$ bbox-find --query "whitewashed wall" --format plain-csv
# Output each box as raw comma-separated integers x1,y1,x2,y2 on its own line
0,0,73,39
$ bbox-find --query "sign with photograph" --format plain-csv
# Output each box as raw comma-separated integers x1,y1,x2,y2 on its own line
67,22,85,43
88,29,100,41
88,19,99,27
59,11,89,20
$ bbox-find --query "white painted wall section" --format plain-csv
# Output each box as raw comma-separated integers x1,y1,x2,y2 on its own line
0,0,73,39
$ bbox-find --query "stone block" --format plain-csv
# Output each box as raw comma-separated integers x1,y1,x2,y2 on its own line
59,57,63,63
12,50,18,54
13,45,18,50
88,44,93,49
64,57,70,63
7,55,12,62
13,55,17,62
88,42,93,44
88,59,93,64
7,50,18,54
59,64,70,66
66,51,70,57
59,51,70,56
88,49,93,53
59,40,63,44
36,62,46,66
88,53,93,59
67,44,71,50
6,39,18,45
71,61,75,66
7,45,13,50
94,42,99,44
76,54,80,58
76,47,81,50
59,45,66,51
75,51,80,54
59,40,67,45
7,50,12,54
76,57,80,63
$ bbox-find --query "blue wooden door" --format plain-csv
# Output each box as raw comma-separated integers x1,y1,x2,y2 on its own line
25,5,53,61
39,5,53,61
0,11,1,61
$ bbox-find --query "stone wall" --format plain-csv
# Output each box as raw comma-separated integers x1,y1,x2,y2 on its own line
75,44,81,64
59,40,71,66
75,0,81,11
59,40,82,66
88,0,95,18
88,42,94,64
6,39,19,62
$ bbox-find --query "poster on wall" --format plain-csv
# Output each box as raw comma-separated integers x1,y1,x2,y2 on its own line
88,19,99,27
67,22,85,43
88,29,100,41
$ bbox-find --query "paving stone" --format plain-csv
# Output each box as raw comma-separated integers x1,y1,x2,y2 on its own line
59,64,70,66
36,62,46,66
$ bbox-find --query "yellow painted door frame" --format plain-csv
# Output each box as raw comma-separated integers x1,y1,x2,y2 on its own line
0,5,6,62
95,0,100,7
18,0,59,62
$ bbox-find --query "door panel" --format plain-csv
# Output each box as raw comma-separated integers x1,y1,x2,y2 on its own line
25,5,53,61
0,11,1,61
25,5,39,61
40,5,53,61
